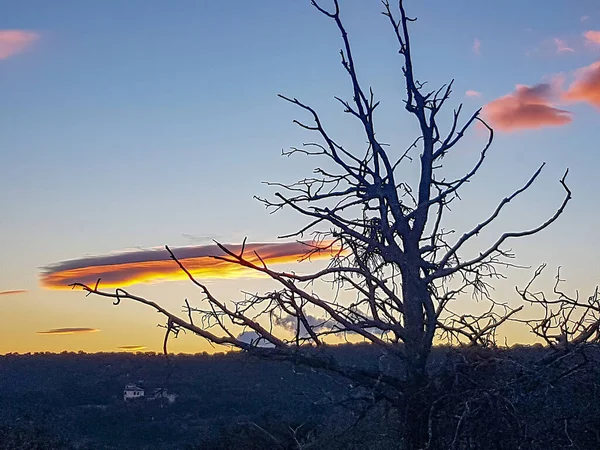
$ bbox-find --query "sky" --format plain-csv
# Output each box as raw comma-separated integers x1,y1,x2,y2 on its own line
1,0,600,354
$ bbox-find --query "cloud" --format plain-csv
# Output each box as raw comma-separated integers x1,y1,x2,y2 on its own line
275,314,330,337
483,83,572,131
236,331,275,348
118,345,146,351
563,61,600,107
584,31,600,46
473,38,481,55
0,30,39,60
553,38,574,53
466,90,482,98
36,327,100,335
0,289,28,296
582,16,590,23
41,241,340,290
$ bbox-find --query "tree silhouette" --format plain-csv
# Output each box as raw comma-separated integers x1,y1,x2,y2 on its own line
74,1,572,448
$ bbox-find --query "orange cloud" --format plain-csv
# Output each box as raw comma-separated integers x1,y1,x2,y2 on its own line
483,83,572,132
564,61,600,107
584,31,600,46
466,90,482,98
0,289,27,296
37,327,100,335
553,38,574,54
0,30,39,60
41,241,340,290
118,345,146,351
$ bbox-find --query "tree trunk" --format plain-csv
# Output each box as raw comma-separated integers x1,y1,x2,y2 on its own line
403,364,429,450
401,263,431,450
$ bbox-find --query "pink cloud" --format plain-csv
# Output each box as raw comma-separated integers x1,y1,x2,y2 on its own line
473,38,481,55
0,30,39,60
564,61,600,108
483,83,572,132
553,38,574,53
466,90,482,98
584,31,600,46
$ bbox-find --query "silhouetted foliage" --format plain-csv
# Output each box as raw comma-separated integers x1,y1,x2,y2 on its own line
1,348,600,449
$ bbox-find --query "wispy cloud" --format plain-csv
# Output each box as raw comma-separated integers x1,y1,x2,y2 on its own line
584,31,600,46
484,83,572,132
0,289,28,296
564,61,600,108
41,241,339,290
36,327,100,335
582,16,591,23
118,345,146,351
466,90,482,98
553,38,574,53
236,331,275,348
275,314,330,337
0,30,39,60
473,38,481,55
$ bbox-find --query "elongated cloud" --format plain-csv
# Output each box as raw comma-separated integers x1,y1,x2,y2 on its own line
41,241,339,290
554,38,574,54
584,31,600,46
37,327,100,335
466,90,482,98
564,61,600,107
0,289,27,296
0,30,39,60
118,345,146,351
483,83,572,131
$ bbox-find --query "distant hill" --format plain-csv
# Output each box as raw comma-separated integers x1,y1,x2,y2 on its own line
0,344,599,449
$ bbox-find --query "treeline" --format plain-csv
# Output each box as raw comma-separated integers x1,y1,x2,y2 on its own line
0,344,599,449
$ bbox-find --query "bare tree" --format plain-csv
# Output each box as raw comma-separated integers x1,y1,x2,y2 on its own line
72,1,571,448
518,265,600,352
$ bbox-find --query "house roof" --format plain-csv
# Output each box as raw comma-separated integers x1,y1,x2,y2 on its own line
124,384,144,392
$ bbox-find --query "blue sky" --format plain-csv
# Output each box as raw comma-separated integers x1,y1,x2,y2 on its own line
1,0,599,353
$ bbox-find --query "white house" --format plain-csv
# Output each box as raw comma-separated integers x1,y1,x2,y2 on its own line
123,384,145,401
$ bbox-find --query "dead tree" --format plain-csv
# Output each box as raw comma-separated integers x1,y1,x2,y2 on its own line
72,1,571,448
518,264,600,353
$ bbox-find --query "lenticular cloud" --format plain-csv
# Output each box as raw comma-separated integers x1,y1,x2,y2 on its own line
40,241,338,290
36,327,100,335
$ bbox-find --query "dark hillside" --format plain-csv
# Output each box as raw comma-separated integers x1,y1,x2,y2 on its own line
0,344,599,449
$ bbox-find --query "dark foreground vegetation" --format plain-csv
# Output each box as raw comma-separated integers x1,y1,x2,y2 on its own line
0,344,599,449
